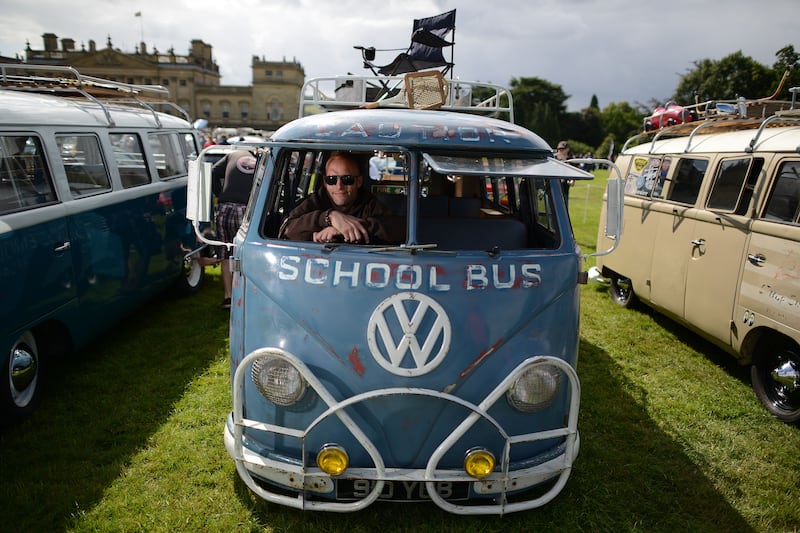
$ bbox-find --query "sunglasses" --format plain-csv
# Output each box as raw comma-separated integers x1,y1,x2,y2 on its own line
324,174,358,186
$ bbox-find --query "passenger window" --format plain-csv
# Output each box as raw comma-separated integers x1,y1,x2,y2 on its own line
148,132,188,179
624,156,670,198
530,177,558,239
110,133,150,188
629,157,660,197
666,157,707,205
651,157,671,199
0,135,57,213
262,150,324,237
762,161,800,224
56,134,112,197
707,158,749,211
181,133,199,160
707,157,763,214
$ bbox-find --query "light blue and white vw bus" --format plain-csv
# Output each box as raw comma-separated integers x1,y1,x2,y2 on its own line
189,73,623,514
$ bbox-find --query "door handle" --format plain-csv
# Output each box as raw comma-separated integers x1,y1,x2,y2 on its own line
747,253,766,266
691,238,705,247
53,241,72,253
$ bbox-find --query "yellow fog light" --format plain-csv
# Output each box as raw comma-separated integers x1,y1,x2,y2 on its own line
316,444,349,476
464,448,495,479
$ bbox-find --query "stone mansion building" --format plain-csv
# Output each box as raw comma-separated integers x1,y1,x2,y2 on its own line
13,33,305,133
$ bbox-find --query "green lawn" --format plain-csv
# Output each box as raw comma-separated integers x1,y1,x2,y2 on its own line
2,175,798,532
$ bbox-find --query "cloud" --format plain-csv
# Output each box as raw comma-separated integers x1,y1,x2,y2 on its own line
0,0,796,111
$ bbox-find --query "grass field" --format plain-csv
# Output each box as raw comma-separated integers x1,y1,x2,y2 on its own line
2,176,798,532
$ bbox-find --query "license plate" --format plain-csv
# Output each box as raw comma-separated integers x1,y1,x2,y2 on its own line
336,479,469,501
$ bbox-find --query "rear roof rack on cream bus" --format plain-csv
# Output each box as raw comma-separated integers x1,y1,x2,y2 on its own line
622,86,800,154
0,63,190,128
299,70,515,122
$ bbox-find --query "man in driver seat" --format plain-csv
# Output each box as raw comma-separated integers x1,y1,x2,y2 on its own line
280,151,404,244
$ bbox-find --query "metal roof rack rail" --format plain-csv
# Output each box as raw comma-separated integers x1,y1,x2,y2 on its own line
299,72,514,122
622,92,800,153
0,63,190,127
746,87,800,152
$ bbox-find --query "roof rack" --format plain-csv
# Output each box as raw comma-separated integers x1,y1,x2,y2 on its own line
0,63,190,127
622,90,800,154
299,73,514,122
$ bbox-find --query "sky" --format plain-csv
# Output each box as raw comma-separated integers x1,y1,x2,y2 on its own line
1,0,797,111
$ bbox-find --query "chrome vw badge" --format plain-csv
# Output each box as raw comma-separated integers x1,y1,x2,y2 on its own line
367,292,452,376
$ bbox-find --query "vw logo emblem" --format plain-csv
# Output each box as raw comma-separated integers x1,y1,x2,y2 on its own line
367,292,452,377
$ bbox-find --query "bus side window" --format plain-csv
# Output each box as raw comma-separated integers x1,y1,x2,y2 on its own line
181,132,199,161
763,161,800,224
56,134,112,197
110,133,151,188
0,135,57,213
148,132,188,179
706,157,764,215
666,157,708,205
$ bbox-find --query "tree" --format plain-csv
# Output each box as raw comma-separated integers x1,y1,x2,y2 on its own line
673,51,775,103
772,45,800,98
509,77,569,144
600,102,644,146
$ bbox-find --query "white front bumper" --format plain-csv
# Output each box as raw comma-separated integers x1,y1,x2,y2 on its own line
226,349,580,515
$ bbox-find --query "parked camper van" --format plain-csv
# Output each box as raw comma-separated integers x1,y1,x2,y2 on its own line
594,94,800,423
1,65,205,423
189,72,623,514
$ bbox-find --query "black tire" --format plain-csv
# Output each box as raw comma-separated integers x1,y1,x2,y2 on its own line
2,330,41,423
751,339,800,424
609,274,636,308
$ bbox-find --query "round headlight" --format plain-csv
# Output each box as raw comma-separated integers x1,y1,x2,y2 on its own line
506,364,561,412
317,444,349,476
464,448,495,479
251,356,307,406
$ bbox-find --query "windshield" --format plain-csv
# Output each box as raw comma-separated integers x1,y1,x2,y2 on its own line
260,148,563,252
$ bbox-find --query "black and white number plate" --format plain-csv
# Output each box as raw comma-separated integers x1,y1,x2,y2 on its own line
336,479,469,501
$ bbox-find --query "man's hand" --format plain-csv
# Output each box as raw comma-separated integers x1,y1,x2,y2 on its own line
313,226,341,243
326,210,370,243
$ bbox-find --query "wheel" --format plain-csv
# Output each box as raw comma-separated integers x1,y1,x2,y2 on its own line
2,330,41,423
751,340,800,423
177,255,205,295
609,274,636,308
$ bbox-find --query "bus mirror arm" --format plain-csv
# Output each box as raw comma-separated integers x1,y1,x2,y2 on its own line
576,158,624,260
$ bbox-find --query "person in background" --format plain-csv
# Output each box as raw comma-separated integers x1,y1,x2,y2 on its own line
556,140,575,208
211,149,257,309
280,152,403,244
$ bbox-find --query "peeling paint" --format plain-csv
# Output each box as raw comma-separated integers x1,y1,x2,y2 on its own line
349,346,366,377
458,338,504,380
299,319,346,365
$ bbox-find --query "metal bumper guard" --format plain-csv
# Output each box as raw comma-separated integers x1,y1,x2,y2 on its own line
225,347,580,515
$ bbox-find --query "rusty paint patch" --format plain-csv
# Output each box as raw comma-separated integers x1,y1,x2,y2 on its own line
349,346,366,377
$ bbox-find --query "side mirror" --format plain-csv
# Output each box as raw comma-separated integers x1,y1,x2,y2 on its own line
186,157,212,222
186,148,232,251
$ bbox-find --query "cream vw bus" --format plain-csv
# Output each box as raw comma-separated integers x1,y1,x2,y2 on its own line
594,96,800,422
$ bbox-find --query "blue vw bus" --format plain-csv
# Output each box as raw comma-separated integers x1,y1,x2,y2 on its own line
189,73,623,514
1,65,205,423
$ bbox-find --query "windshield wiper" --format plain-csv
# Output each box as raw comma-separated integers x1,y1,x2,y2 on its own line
369,243,447,254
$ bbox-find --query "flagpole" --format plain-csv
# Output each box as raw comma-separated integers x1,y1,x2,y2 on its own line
135,11,144,44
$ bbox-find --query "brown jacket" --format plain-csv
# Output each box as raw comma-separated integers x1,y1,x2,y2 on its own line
280,188,405,244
